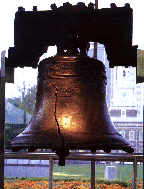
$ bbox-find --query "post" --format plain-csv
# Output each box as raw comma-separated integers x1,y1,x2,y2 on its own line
49,157,54,189
93,0,98,59
0,51,6,189
132,158,137,189
91,160,95,189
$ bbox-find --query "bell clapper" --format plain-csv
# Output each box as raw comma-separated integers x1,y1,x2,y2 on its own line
55,148,70,166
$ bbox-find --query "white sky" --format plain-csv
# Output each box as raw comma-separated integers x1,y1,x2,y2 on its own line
0,0,144,98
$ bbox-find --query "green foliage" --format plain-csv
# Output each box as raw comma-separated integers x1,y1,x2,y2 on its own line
137,49,144,80
137,49,144,62
8,83,37,115
53,164,143,183
5,83,36,148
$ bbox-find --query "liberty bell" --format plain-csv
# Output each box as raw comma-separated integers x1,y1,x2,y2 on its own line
11,49,134,165
10,3,136,165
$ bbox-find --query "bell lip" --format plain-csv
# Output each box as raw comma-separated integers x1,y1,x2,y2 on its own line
11,143,134,154
11,135,134,154
11,131,131,144
11,131,132,147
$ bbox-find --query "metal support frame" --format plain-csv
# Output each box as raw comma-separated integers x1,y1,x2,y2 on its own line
133,157,138,189
91,160,95,189
4,152,143,189
49,157,54,189
0,51,6,189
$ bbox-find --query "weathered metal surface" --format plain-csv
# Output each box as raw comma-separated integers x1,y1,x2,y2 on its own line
11,56,134,164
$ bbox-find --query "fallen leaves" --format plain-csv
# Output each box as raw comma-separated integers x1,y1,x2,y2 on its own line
4,180,143,189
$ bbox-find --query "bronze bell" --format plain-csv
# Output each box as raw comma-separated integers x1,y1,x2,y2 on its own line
11,56,134,165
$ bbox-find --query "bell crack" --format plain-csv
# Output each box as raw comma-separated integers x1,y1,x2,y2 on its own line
53,85,61,134
53,84,69,165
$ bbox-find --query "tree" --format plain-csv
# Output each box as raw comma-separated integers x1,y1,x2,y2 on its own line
137,49,144,83
6,83,37,149
8,82,37,115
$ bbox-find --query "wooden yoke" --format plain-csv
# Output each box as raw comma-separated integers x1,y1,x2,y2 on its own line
6,2,137,68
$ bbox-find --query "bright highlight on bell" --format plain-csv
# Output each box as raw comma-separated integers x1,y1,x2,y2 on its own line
61,116,71,129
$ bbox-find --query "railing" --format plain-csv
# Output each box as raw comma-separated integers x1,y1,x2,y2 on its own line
3,152,144,189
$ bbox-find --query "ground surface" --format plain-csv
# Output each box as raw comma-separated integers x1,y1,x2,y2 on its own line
4,164,143,189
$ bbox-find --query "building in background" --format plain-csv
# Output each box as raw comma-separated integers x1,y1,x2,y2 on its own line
88,43,111,107
5,100,32,149
88,43,143,153
5,100,31,125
